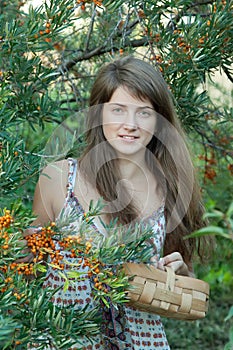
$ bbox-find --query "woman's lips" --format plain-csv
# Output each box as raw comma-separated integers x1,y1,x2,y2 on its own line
119,135,139,141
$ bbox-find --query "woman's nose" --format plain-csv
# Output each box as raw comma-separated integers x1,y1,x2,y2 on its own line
123,111,138,130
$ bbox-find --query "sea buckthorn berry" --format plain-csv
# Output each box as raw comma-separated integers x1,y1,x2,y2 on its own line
137,9,145,18
227,164,233,175
155,33,160,42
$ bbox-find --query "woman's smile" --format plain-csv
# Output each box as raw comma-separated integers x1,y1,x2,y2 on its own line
118,134,139,142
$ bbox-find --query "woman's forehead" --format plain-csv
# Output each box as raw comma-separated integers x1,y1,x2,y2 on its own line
109,86,153,107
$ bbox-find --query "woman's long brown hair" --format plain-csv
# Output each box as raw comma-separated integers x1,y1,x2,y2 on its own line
79,56,211,264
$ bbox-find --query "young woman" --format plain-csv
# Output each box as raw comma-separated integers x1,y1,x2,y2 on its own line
30,56,208,349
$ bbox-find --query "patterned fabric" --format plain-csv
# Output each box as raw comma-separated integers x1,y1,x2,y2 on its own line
42,158,170,350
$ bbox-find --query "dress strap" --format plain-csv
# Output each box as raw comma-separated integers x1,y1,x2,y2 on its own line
65,158,78,201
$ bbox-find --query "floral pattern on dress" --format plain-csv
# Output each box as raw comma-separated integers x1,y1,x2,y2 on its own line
42,158,170,350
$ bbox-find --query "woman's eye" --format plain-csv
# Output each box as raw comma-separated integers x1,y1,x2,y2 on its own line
112,108,124,114
137,110,151,117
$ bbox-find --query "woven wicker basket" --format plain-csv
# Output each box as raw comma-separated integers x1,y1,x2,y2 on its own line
123,262,210,320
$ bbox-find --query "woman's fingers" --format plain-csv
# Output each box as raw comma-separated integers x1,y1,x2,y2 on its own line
15,239,34,263
23,226,41,237
157,258,165,270
162,252,183,266
160,252,190,276
152,252,193,276
15,252,35,263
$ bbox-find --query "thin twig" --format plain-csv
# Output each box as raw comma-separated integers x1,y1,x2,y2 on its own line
84,6,97,52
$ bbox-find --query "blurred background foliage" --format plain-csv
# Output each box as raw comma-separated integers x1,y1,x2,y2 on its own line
0,0,232,348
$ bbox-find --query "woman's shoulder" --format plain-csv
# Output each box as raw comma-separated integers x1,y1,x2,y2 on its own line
39,158,76,181
35,160,72,197
33,159,78,223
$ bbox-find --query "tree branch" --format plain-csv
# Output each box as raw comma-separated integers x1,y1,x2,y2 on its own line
84,7,97,52
59,36,148,73
195,128,233,159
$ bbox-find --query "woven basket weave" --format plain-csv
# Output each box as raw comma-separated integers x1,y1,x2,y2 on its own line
123,262,209,320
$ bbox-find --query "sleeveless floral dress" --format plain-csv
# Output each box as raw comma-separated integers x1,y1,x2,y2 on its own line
42,158,170,350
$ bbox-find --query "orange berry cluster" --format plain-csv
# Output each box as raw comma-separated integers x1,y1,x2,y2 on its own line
176,37,191,53
9,223,97,276
137,9,145,18
0,210,14,252
227,164,233,176
204,166,217,182
144,30,161,43
17,223,64,275
0,215,64,276
83,256,108,293
150,54,163,63
1,276,13,293
34,22,52,42
197,35,208,48
1,274,26,301
59,235,82,259
198,152,217,183
9,261,34,276
0,210,13,230
77,0,102,11
0,211,113,299
59,234,109,293
59,235,93,259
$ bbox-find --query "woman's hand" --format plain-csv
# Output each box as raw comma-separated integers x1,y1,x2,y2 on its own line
157,252,194,277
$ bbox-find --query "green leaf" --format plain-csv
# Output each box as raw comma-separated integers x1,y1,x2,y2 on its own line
103,0,126,11
203,211,224,220
226,202,233,218
225,306,233,322
66,270,85,279
186,226,231,239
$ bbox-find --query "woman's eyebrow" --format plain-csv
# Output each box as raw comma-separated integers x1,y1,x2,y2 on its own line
108,103,126,107
137,106,154,110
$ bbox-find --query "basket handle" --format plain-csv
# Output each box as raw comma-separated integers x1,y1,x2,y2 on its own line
165,266,176,292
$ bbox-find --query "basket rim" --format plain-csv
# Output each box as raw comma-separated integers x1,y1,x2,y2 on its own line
122,262,210,320
123,262,210,295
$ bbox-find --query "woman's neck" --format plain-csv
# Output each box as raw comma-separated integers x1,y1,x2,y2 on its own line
117,157,148,181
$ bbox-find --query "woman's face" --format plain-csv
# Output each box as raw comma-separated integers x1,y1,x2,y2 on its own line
102,86,157,159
